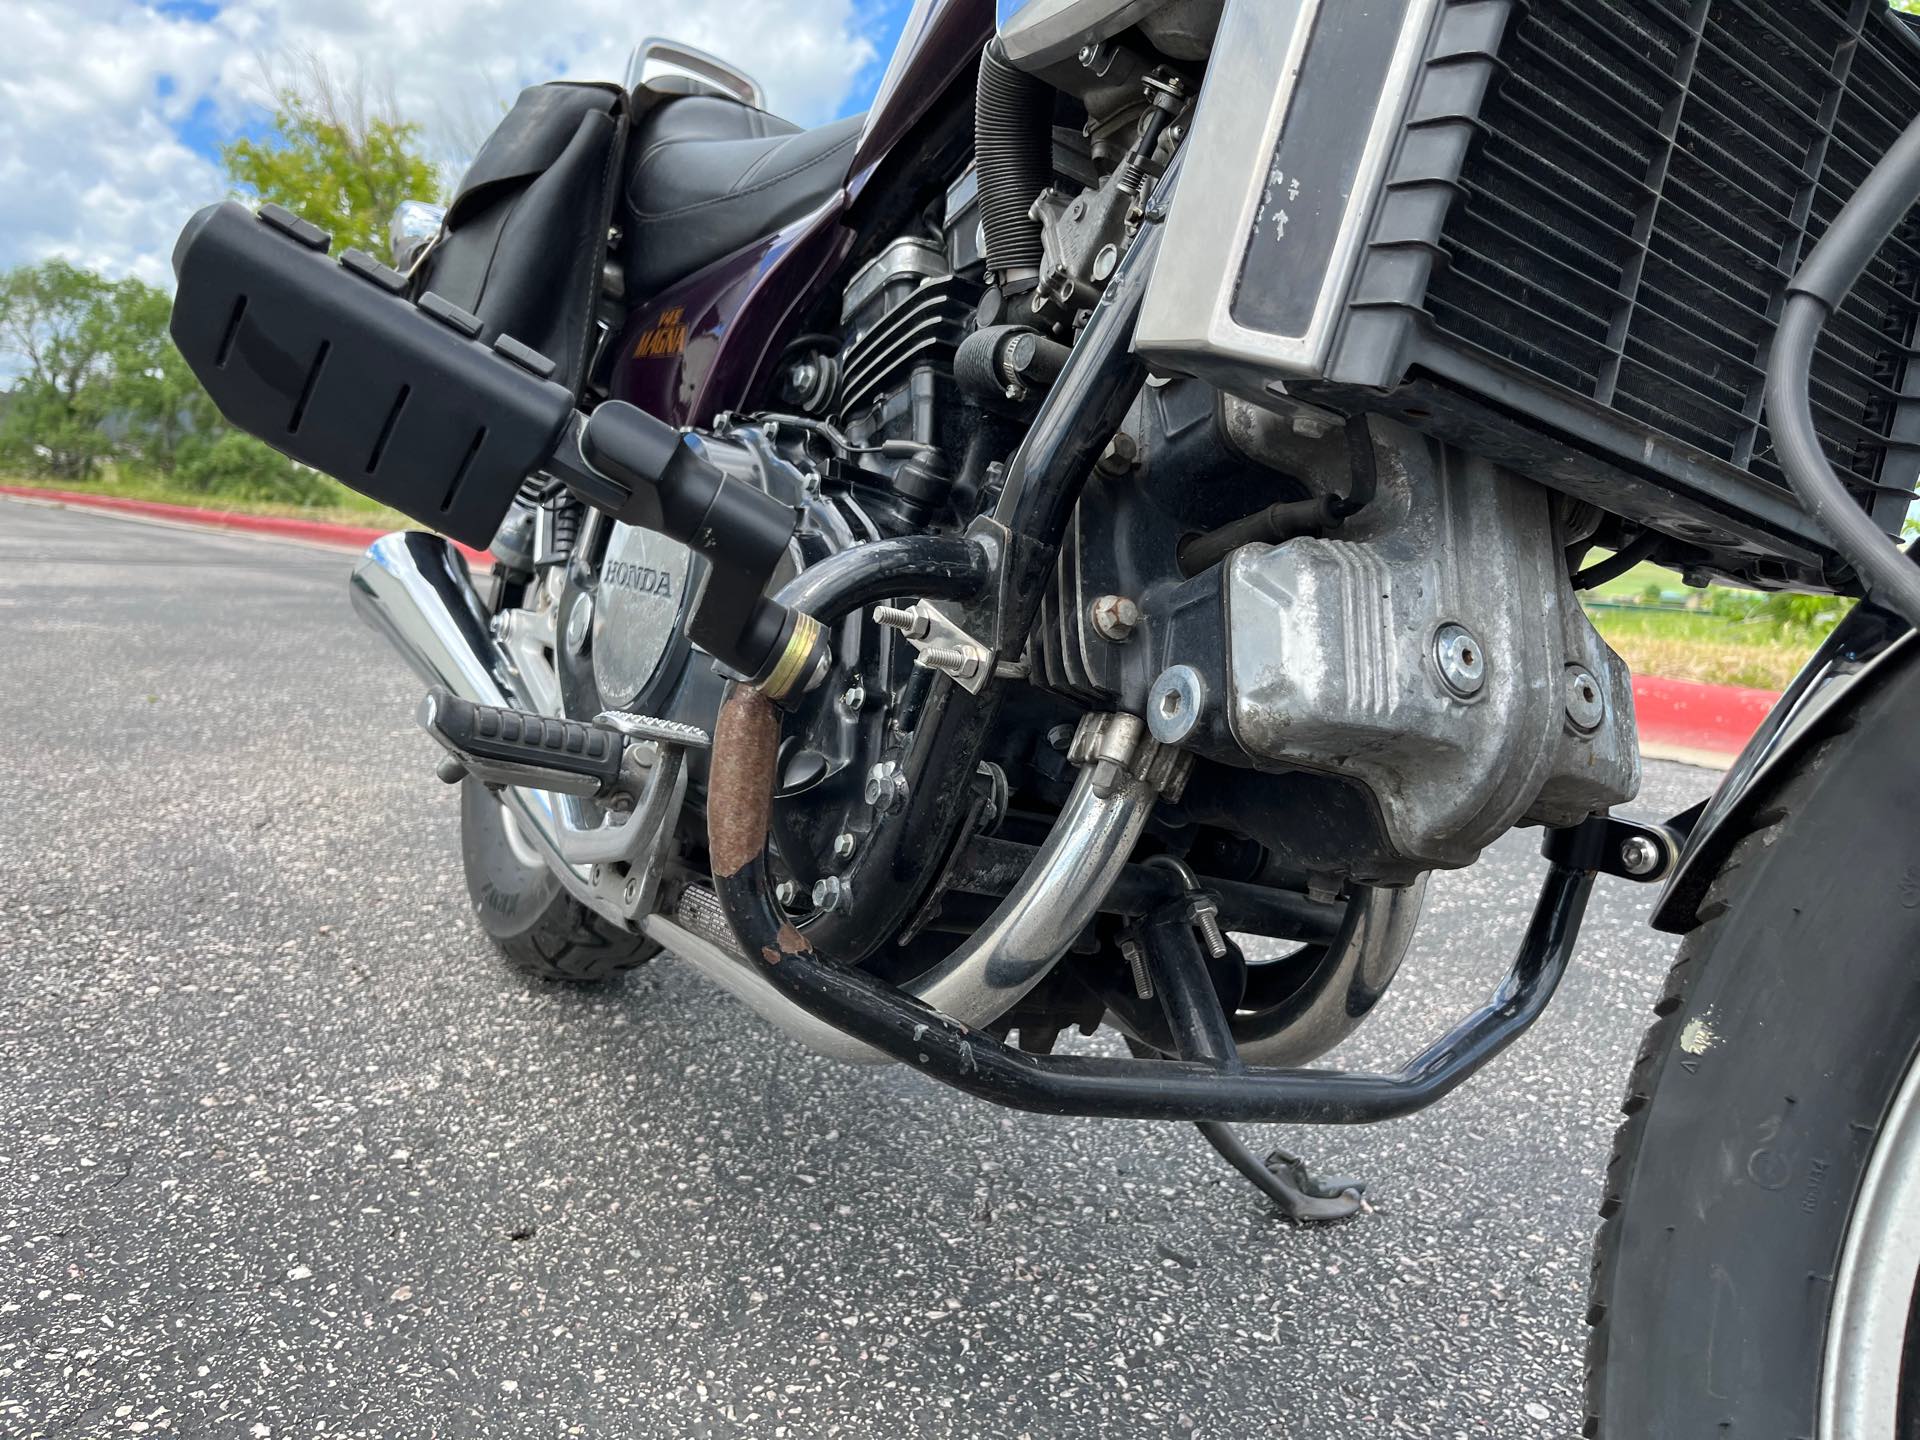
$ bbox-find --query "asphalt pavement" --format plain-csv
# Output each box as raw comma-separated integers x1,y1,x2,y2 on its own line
0,498,1720,1438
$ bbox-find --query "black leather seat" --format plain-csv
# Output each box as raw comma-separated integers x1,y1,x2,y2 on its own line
621,95,863,296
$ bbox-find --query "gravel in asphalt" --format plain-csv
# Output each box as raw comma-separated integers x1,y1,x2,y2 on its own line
0,500,1721,1437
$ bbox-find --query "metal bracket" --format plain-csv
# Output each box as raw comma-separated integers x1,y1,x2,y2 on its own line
1542,812,1685,884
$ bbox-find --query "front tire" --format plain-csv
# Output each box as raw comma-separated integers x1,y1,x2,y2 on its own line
1584,658,1920,1435
457,778,657,983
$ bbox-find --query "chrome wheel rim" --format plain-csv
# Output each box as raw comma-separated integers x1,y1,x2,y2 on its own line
1822,1051,1920,1436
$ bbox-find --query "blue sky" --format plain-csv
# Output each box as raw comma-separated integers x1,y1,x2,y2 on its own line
1,0,925,287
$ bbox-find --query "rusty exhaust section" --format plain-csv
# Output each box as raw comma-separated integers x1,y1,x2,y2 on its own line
708,685,779,879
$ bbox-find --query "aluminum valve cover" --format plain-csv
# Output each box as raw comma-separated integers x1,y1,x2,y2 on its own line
1224,428,1640,875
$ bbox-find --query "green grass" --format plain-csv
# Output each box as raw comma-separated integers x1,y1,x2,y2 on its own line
1578,558,1847,690
3,471,410,530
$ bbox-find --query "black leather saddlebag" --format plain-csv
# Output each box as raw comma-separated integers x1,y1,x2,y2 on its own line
414,81,628,399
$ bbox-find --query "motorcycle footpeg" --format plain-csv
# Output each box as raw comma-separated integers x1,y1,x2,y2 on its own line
417,687,625,797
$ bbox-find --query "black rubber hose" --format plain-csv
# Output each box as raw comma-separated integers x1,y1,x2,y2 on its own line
975,38,1052,284
775,535,991,620
1766,111,1920,629
1571,529,1660,592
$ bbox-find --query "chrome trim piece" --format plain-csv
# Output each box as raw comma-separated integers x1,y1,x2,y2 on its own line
1821,1050,1920,1437
1134,0,1441,385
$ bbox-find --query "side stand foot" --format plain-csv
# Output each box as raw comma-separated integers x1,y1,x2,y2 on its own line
1196,1121,1368,1222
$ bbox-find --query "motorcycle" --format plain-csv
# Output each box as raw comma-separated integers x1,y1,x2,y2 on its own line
166,0,1920,1430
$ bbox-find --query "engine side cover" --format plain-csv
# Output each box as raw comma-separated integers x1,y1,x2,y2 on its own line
1224,432,1638,874
592,523,695,708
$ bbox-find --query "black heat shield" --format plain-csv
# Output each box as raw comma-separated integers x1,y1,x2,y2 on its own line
169,200,573,549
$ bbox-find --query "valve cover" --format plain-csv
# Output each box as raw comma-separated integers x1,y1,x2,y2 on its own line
1222,427,1639,876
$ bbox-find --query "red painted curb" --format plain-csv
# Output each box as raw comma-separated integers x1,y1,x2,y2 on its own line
0,485,491,565
1632,673,1779,768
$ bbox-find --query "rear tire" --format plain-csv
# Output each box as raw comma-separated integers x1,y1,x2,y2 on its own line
1584,657,1920,1434
457,778,657,984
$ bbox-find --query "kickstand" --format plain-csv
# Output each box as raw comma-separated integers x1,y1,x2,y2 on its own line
1130,901,1372,1224
1195,1122,1367,1223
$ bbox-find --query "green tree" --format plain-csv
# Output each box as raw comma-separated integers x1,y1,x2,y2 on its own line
0,260,119,479
222,64,437,255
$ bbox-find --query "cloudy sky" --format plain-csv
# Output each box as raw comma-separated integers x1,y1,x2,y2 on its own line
0,0,916,288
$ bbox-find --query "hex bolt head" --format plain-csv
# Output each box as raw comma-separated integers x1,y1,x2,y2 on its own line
775,880,803,909
1620,834,1663,877
832,832,857,861
1433,623,1487,699
1095,432,1139,476
1564,665,1607,732
811,875,850,913
865,761,909,815
1089,594,1142,643
838,683,867,718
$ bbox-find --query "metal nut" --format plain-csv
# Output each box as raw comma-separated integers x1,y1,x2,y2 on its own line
1564,665,1606,732
1433,623,1486,699
1620,834,1662,877
919,646,986,682
1088,593,1142,643
872,604,931,640
811,875,851,913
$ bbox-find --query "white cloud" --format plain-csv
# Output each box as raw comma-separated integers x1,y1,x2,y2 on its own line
0,0,881,287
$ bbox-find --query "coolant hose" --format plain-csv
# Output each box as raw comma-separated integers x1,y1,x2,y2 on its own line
1766,110,1920,629
975,38,1052,286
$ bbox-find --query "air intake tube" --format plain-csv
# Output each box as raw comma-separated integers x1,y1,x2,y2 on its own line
975,38,1052,289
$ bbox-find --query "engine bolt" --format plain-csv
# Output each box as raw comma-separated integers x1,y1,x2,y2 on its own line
832,832,857,861
865,761,909,815
1564,665,1607,733
1095,432,1139,477
1120,934,1154,1000
872,604,931,639
775,880,803,909
1620,834,1663,878
811,875,851,914
622,876,641,906
1089,593,1141,643
1188,897,1230,960
838,683,867,718
1433,623,1486,699
919,646,985,682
